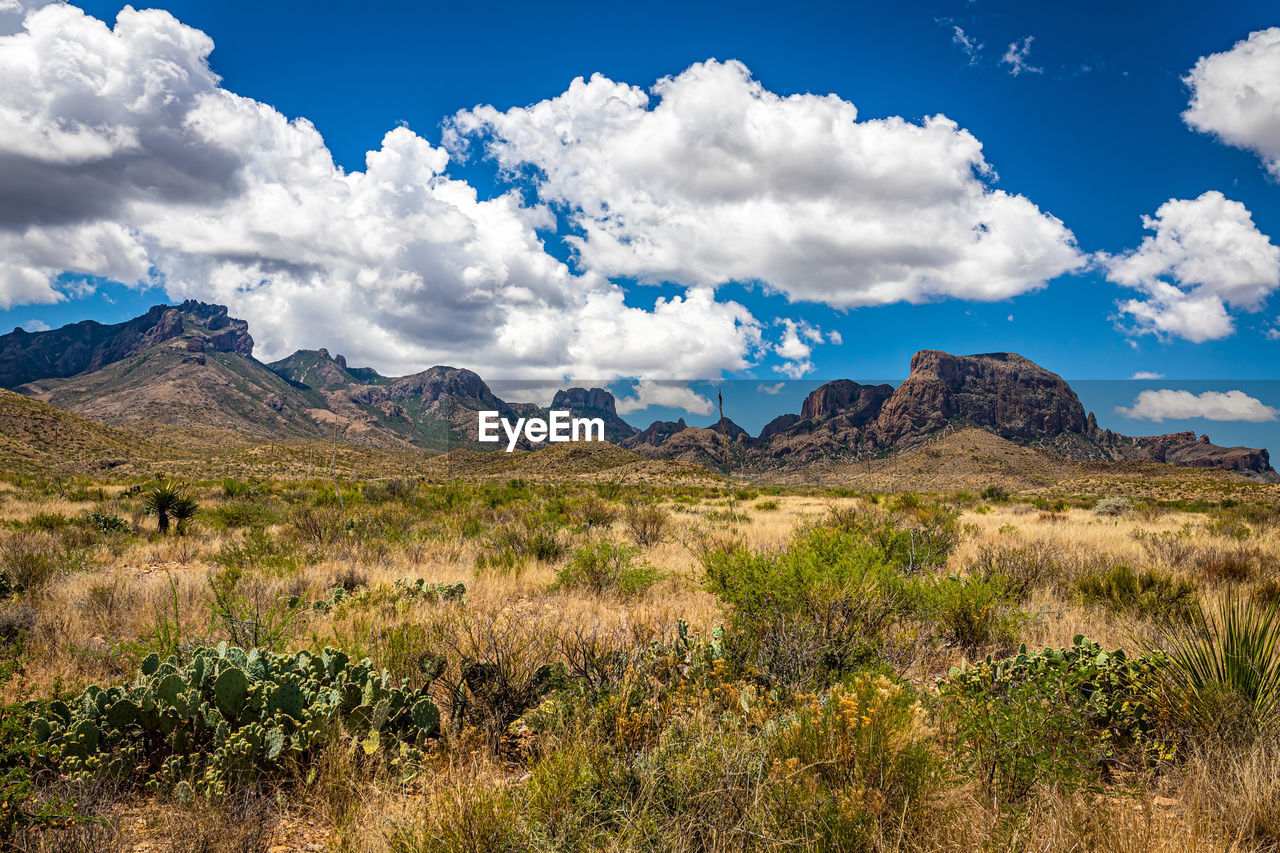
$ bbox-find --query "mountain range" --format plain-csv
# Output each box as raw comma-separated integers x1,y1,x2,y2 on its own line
1,301,1274,483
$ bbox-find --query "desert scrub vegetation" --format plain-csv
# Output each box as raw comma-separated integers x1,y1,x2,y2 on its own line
0,471,1277,849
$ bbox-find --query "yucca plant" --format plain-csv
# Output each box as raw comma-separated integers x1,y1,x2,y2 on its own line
144,480,197,535
1154,594,1280,736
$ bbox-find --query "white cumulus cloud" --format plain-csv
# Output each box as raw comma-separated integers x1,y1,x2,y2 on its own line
1130,371,1164,379
1183,28,1280,178
613,381,713,416
449,59,1084,310
1116,389,1279,423
1101,191,1280,342
0,2,771,379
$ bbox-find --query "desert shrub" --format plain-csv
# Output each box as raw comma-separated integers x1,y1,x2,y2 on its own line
825,503,960,574
939,636,1167,807
574,497,618,528
1137,529,1196,570
205,500,276,530
0,531,62,593
1153,595,1280,739
702,525,899,688
1093,497,1131,517
525,528,566,563
207,567,300,651
438,616,563,747
767,674,944,846
968,540,1062,601
623,501,669,548
593,481,623,501
220,478,256,499
332,567,367,592
284,504,344,546
754,499,780,511
1076,563,1197,620
912,574,1022,651
982,484,1010,502
1194,542,1264,583
555,541,659,596
213,528,300,575
476,516,564,574
26,512,70,531
363,478,415,503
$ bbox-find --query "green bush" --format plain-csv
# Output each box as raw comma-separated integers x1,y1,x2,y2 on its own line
555,541,659,596
939,636,1167,807
703,525,899,688
912,574,1022,651
205,500,276,530
623,501,669,548
967,540,1061,602
1076,563,1197,620
26,512,70,531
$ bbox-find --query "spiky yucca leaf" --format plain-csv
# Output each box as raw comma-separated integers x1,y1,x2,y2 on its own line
1157,595,1280,733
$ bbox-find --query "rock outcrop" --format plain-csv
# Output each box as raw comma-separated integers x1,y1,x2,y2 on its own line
551,387,638,443
0,301,252,388
871,351,1085,446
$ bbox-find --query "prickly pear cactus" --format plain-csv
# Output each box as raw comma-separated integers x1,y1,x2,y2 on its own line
27,644,444,800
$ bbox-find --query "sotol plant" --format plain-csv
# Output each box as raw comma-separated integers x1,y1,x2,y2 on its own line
1154,595,1280,736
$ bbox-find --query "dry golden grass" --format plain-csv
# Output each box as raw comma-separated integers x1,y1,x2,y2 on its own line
2,471,1279,852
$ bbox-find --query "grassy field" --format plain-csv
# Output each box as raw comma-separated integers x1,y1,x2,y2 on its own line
0,461,1278,852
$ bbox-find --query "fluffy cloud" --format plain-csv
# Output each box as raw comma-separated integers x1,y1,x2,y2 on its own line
613,381,713,416
1116,389,1278,423
1183,28,1280,177
1130,371,1164,380
449,59,1084,310
0,2,769,378
1101,191,1280,342
773,319,827,378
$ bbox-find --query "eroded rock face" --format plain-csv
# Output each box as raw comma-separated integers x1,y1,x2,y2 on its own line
1088,427,1279,482
553,387,617,415
0,300,253,388
873,351,1086,446
801,380,895,426
551,387,638,442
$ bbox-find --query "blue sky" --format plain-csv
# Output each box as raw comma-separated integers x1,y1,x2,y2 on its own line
1,0,1278,447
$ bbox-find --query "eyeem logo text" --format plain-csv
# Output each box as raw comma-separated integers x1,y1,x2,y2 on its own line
478,410,605,452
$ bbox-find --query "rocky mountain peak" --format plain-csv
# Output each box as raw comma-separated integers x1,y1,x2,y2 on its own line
875,349,1086,445
552,387,619,416
0,300,252,389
